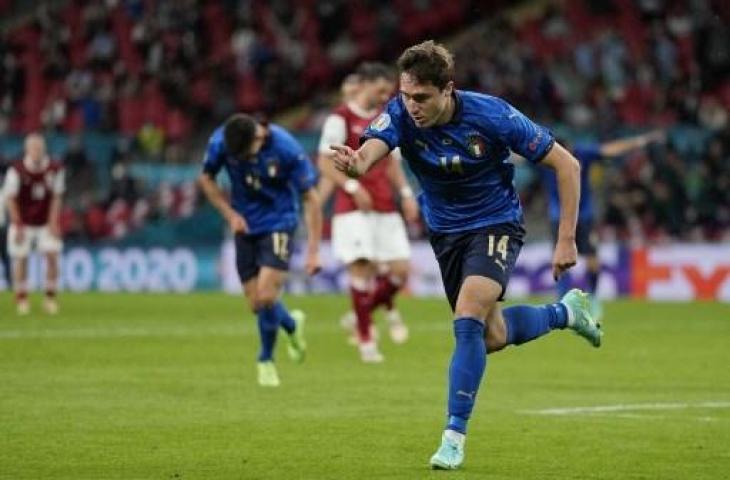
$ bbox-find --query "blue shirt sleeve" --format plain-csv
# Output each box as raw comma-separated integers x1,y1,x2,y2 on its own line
490,98,555,163
202,130,225,177
360,98,401,151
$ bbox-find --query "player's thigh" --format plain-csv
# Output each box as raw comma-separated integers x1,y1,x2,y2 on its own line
254,231,293,304
372,212,411,263
454,274,502,321
332,211,376,263
38,226,63,255
256,266,288,305
7,225,36,258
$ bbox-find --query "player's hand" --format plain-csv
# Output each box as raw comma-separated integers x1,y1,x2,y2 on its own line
352,188,373,211
401,197,420,224
304,250,321,276
226,212,248,234
552,237,578,281
330,144,362,178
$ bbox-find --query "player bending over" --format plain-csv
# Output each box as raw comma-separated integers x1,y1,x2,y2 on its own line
199,114,322,387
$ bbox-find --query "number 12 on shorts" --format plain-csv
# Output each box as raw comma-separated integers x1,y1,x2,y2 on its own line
272,232,289,260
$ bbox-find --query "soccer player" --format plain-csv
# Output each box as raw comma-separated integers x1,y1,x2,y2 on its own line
330,41,603,469
541,130,665,319
318,62,419,362
198,114,322,387
4,133,65,315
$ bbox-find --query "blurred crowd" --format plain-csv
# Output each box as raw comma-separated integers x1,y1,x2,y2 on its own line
448,0,730,242
0,0,728,242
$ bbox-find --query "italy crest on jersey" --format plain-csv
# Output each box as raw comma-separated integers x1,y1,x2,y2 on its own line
467,134,487,158
370,113,391,132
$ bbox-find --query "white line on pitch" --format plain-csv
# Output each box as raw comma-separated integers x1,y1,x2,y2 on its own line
522,401,730,416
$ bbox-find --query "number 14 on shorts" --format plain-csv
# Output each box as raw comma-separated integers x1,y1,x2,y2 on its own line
487,234,509,271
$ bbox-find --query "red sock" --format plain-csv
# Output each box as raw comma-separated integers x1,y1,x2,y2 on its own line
371,275,400,311
350,285,373,342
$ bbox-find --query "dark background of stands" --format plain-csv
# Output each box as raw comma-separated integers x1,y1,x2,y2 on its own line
0,0,728,244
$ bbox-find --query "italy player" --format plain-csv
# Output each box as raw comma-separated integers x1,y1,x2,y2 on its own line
330,41,602,469
541,130,664,319
198,114,322,387
4,133,65,315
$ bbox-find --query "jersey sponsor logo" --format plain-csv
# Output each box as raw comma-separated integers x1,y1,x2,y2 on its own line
370,113,391,132
467,134,487,158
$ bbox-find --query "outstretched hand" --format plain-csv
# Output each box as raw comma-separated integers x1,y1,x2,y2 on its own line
330,144,362,178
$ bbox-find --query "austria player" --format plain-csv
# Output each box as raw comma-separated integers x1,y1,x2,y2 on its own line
330,41,602,469
199,114,322,387
4,133,65,315
318,63,419,362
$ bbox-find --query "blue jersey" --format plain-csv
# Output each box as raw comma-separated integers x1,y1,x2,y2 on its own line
362,90,555,233
202,123,318,235
541,142,600,223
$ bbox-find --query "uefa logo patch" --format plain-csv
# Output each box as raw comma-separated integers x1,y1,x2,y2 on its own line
370,113,391,132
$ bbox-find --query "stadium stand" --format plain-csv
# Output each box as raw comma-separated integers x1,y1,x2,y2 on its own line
0,0,727,241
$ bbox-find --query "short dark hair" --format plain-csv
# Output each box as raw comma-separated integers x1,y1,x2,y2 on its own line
355,62,395,83
396,40,454,90
223,113,257,156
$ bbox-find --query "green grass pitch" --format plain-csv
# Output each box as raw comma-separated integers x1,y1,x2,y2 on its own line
1,293,729,479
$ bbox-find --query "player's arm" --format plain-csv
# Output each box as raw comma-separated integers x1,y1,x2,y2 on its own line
541,143,581,280
197,173,248,234
385,149,419,223
301,187,322,275
329,137,390,178
599,129,664,157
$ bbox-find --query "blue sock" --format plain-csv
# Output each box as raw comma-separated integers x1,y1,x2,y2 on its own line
557,272,571,299
503,303,568,346
587,269,599,295
446,318,487,434
273,302,296,334
256,306,279,361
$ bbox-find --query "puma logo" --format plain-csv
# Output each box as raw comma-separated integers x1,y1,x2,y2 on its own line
456,390,475,401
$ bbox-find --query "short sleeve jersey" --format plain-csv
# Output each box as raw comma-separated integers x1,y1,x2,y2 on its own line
203,123,318,235
362,90,554,233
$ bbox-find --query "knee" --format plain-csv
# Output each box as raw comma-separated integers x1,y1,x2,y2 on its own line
255,286,278,309
454,300,488,321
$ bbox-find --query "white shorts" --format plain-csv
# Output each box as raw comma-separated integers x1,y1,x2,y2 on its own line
332,211,410,264
7,225,63,258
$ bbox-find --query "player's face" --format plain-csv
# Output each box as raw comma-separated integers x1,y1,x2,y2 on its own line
341,78,361,103
25,135,47,163
399,73,453,128
363,77,396,110
248,124,268,157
